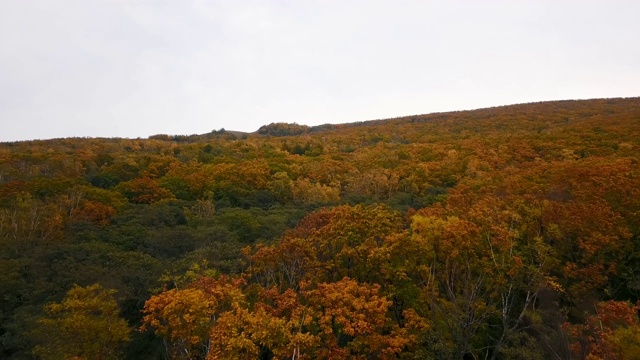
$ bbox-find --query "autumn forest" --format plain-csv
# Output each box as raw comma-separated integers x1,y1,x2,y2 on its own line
1,98,640,359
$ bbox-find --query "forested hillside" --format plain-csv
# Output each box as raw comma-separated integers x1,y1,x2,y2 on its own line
1,98,639,359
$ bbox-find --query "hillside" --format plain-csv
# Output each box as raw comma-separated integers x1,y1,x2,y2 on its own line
1,97,640,359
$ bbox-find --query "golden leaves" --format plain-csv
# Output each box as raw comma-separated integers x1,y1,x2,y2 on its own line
142,276,245,359
33,284,130,360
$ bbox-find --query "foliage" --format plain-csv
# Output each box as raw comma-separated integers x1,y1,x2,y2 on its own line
32,284,130,360
257,123,310,137
1,98,640,358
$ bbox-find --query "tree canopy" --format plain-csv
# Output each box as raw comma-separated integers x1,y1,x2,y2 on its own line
1,98,640,359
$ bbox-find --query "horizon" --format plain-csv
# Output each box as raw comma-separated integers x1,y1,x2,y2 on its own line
1,96,636,143
2,1,639,142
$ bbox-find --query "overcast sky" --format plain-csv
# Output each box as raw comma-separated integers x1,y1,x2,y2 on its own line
1,1,639,142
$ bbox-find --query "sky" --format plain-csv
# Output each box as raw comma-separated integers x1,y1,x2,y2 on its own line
1,1,639,142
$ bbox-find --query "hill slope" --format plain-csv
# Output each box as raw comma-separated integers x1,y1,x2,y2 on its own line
1,97,639,359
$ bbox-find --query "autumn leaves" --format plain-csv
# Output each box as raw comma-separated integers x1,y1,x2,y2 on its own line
140,161,640,358
141,206,424,359
3,98,640,358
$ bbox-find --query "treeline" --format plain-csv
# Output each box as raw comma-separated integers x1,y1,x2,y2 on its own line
0,98,639,359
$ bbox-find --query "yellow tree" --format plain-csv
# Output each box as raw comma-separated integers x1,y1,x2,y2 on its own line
33,284,130,360
407,195,557,359
207,278,421,360
207,290,316,360
141,276,244,359
115,177,175,204
304,277,418,359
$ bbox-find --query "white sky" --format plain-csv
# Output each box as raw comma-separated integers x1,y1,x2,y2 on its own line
1,0,639,142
